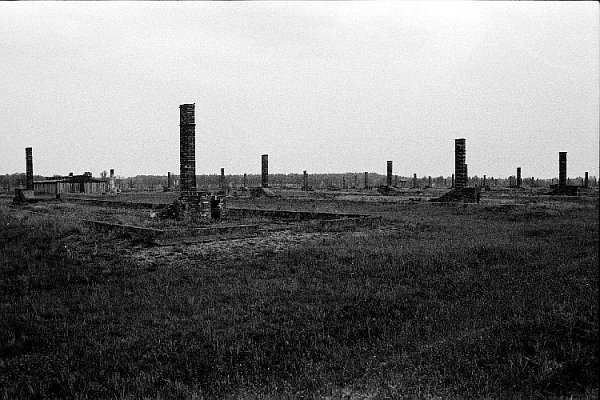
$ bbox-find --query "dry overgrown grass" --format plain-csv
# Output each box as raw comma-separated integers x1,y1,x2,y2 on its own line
0,196,598,398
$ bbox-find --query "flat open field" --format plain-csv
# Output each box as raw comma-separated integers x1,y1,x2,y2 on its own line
1,188,598,398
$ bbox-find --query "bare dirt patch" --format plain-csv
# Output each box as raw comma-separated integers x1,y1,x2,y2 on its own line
129,229,374,267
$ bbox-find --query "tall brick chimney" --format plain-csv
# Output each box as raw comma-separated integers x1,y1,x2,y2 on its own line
303,170,308,191
179,104,196,193
261,154,268,188
25,147,33,190
584,171,589,188
558,152,567,187
454,139,467,189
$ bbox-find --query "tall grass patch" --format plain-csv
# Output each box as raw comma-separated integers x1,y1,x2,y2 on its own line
0,200,597,397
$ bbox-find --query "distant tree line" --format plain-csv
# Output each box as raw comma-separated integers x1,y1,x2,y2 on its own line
0,173,44,191
115,173,598,192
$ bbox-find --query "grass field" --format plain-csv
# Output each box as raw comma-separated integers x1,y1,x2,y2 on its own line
0,192,598,398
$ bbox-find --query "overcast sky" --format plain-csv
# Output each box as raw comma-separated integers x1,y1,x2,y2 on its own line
1,1,598,179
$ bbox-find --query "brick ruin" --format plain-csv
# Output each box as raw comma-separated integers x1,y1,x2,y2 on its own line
454,138,467,189
548,152,580,196
509,167,523,188
179,103,197,196
248,154,277,197
432,138,479,202
378,162,401,195
261,154,268,188
176,103,224,217
14,147,36,203
26,147,33,190
303,170,308,191
108,169,117,194
220,168,225,192
559,152,567,187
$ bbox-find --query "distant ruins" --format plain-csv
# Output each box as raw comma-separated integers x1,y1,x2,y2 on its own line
262,155,269,188
25,147,33,191
220,168,225,192
7,103,595,205
432,138,479,202
455,138,467,189
376,161,402,195
108,169,117,194
13,147,36,203
250,154,277,197
14,147,109,203
303,170,309,191
548,152,580,196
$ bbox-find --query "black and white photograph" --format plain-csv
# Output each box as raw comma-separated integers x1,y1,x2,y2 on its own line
0,1,598,398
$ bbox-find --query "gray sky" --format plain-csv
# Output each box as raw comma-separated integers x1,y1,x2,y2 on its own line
1,1,598,179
